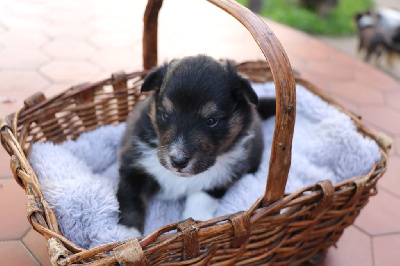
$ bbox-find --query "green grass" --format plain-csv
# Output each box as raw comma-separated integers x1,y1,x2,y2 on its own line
236,0,374,36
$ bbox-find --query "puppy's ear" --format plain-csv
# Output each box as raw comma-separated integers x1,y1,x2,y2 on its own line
225,62,258,105
354,13,362,21
141,64,167,93
236,75,258,105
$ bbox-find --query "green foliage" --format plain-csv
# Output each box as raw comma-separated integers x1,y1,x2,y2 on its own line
236,0,374,36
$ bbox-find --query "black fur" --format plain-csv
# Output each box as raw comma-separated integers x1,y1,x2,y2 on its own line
117,55,275,233
117,167,160,232
257,98,276,120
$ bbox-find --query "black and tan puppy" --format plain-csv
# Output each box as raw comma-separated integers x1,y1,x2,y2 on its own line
117,55,275,234
355,12,400,64
370,7,400,42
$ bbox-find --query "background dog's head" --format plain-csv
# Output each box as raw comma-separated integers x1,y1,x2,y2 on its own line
354,11,375,30
141,55,258,177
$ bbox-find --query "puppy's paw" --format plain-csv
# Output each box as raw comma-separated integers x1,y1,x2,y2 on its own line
183,191,219,221
117,224,142,239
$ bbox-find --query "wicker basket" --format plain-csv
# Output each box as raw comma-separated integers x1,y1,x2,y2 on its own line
0,0,391,265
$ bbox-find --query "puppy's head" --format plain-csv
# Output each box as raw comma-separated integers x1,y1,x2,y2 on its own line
141,55,257,177
354,10,375,29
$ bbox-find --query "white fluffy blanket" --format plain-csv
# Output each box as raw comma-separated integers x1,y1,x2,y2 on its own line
30,83,381,249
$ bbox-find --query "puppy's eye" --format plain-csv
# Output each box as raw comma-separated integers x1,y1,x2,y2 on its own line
207,118,218,127
158,111,169,122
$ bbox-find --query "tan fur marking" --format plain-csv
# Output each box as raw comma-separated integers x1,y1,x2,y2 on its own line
160,127,174,144
162,97,174,113
161,59,182,92
199,102,217,118
150,100,158,130
219,112,244,152
196,133,215,155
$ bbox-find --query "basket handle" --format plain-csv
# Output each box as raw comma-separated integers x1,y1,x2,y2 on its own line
143,0,296,205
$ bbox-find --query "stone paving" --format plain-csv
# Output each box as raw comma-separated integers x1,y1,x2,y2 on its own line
0,0,399,265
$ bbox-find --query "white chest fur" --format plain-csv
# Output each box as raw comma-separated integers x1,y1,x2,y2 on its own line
136,132,253,200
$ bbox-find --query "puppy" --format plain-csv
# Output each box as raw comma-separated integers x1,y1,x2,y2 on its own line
355,12,400,64
117,55,275,234
370,7,400,42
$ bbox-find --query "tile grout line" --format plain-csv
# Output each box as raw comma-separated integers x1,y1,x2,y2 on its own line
21,227,33,240
20,222,43,266
353,224,373,237
351,225,376,266
0,175,14,179
354,222,400,238
20,239,42,266
0,239,15,243
369,231,400,238
0,239,41,265
0,225,32,243
371,234,376,266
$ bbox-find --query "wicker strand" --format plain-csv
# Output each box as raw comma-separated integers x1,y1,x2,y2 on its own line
229,211,251,248
309,180,334,219
48,238,72,266
112,71,129,123
177,218,200,260
114,239,149,266
342,177,368,209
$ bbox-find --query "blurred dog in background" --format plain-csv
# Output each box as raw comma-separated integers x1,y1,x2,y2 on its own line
355,8,400,69
372,7,400,42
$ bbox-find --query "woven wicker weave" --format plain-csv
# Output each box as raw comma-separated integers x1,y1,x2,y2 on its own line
0,0,391,265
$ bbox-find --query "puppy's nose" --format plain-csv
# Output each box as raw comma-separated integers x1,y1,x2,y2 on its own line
171,156,190,169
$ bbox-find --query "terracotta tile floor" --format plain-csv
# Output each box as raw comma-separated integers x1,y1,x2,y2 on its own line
0,0,399,265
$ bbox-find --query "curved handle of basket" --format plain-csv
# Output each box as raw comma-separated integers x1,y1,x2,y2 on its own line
143,0,296,205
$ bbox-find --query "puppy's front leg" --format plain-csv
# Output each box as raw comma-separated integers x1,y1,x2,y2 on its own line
117,167,158,235
117,178,147,235
183,191,219,221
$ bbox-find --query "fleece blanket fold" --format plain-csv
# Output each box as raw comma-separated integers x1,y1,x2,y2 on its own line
30,83,381,249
